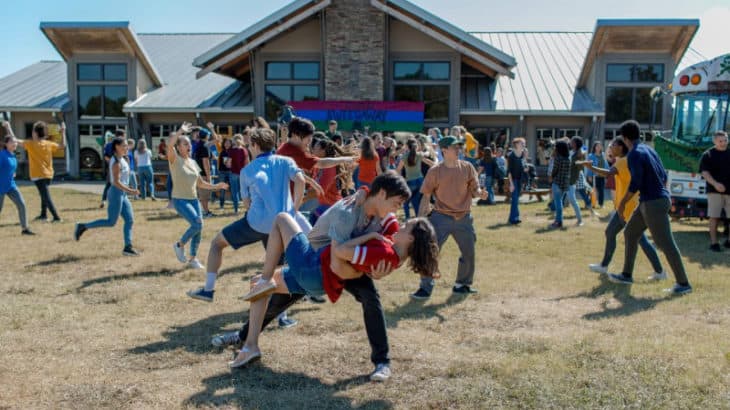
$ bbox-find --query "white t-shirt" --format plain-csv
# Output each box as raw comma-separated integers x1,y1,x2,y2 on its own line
135,150,152,167
110,156,130,185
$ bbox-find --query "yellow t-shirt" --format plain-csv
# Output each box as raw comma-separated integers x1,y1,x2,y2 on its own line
614,157,639,221
464,132,479,159
170,153,201,200
24,140,61,180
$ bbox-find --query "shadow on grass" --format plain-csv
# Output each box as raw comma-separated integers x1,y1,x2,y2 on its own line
145,213,181,222
385,293,468,328
76,267,185,291
220,261,265,277
486,222,513,230
62,207,105,212
27,254,99,268
551,274,672,320
673,230,730,269
185,369,391,409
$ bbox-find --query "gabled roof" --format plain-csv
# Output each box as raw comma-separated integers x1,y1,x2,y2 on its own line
124,33,252,113
194,0,516,80
371,0,515,78
0,61,70,112
40,21,164,87
577,19,699,87
465,32,601,114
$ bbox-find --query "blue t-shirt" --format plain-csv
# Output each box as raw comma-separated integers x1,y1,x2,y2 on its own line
240,152,302,234
0,150,18,194
627,142,669,202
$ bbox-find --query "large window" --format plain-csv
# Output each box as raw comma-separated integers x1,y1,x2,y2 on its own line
393,61,450,122
605,63,664,125
264,61,321,121
77,63,128,119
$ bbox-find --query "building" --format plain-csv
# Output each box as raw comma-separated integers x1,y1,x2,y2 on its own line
0,0,705,177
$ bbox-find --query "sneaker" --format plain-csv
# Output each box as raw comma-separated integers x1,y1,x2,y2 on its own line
452,285,478,294
278,317,298,329
21,229,36,236
122,246,140,257
548,221,563,229
187,287,215,302
607,273,633,285
173,242,186,263
665,283,693,295
410,288,431,300
150,197,157,201
187,259,205,269
647,271,668,281
589,263,608,274
74,223,87,241
370,363,391,382
211,331,241,348
202,211,215,219
50,218,63,224
576,220,585,227
710,243,722,252
304,295,327,304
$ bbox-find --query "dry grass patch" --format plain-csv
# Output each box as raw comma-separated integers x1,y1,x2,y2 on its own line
1,185,730,409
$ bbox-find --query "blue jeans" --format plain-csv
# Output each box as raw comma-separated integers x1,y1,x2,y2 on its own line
0,187,28,229
218,171,231,208
484,175,495,204
137,165,154,199
85,186,134,246
229,173,241,212
552,184,582,224
509,177,521,223
173,198,203,257
404,177,423,219
128,171,138,191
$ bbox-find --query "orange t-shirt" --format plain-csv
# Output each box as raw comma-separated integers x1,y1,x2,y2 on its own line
421,160,478,219
24,140,61,180
357,154,380,185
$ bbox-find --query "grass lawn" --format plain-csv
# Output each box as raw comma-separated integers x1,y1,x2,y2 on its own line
1,185,729,409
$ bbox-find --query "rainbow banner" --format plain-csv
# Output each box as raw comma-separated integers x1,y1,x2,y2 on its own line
289,101,425,132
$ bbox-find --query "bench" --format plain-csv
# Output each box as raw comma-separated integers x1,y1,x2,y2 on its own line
525,188,550,202
154,172,168,194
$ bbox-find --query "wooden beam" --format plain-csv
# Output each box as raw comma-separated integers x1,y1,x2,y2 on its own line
370,0,514,78
46,29,73,60
671,26,693,63
116,29,136,55
461,55,497,79
196,0,331,79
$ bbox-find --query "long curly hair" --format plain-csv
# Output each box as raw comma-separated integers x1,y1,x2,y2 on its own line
406,217,440,278
315,137,354,192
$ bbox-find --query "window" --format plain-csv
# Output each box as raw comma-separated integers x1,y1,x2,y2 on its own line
265,85,320,121
78,86,128,118
265,62,320,80
393,61,451,122
606,64,664,83
606,87,658,124
78,63,127,81
394,62,449,81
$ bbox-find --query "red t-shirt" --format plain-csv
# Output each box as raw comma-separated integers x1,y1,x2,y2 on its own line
314,167,342,206
228,147,249,174
277,142,318,174
357,154,380,184
320,213,400,303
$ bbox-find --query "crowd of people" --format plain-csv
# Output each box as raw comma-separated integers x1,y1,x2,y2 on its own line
2,115,728,381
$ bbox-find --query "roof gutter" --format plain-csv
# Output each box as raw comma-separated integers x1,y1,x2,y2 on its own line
460,110,605,117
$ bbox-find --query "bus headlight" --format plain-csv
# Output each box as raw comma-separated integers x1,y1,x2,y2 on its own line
670,183,684,194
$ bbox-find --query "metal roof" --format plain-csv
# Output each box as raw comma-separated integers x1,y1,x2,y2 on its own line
465,32,602,114
0,61,70,112
125,33,253,113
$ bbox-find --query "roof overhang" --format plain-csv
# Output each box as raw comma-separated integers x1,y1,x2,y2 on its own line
460,110,604,117
0,106,71,113
123,107,254,114
193,0,330,79
577,19,699,87
40,21,163,87
370,0,515,79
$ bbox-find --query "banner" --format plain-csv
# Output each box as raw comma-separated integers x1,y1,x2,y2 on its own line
654,137,710,173
289,101,425,132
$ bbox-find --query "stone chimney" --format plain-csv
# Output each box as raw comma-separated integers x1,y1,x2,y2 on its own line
324,0,386,100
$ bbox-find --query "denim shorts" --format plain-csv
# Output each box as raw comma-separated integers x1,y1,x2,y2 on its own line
221,215,268,250
281,232,326,297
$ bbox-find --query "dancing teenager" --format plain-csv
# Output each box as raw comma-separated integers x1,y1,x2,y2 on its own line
580,137,666,279
74,137,141,256
187,127,306,302
411,136,488,299
0,122,34,235
20,121,66,222
168,123,229,269
607,120,692,295
230,213,439,368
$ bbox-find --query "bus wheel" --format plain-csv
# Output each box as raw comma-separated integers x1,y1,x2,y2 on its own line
80,149,101,169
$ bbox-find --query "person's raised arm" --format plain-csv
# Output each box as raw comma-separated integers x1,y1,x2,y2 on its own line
2,121,21,144
315,156,356,169
167,122,192,165
583,162,617,178
57,122,67,150
206,122,221,145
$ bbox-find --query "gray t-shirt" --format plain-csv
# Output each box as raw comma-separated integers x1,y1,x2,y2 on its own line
308,199,382,251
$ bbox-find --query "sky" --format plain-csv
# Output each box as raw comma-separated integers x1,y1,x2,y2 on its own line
1,0,728,79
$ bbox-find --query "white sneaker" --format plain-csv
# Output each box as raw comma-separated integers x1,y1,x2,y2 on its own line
173,242,186,263
187,259,205,269
647,271,668,281
589,263,608,274
370,363,391,382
